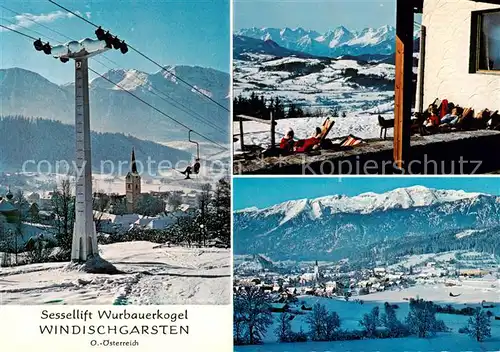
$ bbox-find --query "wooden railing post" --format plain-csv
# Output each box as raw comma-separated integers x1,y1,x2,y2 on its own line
239,115,244,152
270,111,276,149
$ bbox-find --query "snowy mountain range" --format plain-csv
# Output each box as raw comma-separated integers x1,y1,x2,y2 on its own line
236,25,398,57
234,186,500,261
0,66,229,144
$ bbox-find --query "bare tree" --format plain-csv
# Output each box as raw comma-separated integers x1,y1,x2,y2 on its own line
467,308,491,342
274,312,293,342
306,303,328,341
234,286,273,345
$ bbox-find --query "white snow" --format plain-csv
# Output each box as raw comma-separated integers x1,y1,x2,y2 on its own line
0,241,230,305
233,52,396,148
236,278,500,351
242,186,485,222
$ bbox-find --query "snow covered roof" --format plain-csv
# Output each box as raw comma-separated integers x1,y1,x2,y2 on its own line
93,211,140,225
134,216,156,227
146,216,177,229
0,199,16,212
178,204,191,212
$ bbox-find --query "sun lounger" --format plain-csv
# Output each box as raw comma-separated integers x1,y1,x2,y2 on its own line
318,117,335,141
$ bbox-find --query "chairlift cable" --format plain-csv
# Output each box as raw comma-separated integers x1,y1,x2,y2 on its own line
88,66,228,151
1,25,228,155
47,0,231,113
91,58,228,136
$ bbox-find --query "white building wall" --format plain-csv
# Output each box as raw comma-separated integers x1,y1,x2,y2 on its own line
421,0,500,110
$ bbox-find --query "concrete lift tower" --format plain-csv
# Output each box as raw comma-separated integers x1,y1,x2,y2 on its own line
35,32,128,262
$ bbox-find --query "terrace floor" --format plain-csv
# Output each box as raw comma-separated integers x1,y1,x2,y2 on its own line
234,129,500,175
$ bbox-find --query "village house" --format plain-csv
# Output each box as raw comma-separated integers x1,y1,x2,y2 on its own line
418,0,500,111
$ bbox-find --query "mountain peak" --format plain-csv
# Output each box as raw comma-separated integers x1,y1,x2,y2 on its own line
243,187,486,223
236,25,399,57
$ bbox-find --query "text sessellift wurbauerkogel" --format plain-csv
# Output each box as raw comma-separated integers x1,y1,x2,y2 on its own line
39,309,189,336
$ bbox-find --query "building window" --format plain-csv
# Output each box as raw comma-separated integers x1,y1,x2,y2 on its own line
127,184,131,190
471,9,500,72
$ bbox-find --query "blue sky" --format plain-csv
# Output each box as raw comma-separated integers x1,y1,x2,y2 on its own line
0,0,230,84
233,177,500,210
234,0,397,32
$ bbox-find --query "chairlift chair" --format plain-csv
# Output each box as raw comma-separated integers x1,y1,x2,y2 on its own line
188,130,201,174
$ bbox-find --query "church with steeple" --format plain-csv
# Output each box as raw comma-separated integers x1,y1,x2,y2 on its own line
125,148,141,213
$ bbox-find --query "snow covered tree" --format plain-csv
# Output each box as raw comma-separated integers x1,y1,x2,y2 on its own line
28,203,40,223
274,312,293,342
234,286,273,345
359,306,380,337
136,193,165,216
210,177,230,247
166,192,182,211
466,308,491,342
406,299,447,338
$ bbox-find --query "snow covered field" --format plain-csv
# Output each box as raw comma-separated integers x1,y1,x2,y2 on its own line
0,241,230,305
234,56,394,109
233,53,396,150
235,279,500,351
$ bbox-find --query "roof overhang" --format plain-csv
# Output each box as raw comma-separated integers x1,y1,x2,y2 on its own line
470,0,500,4
410,0,500,14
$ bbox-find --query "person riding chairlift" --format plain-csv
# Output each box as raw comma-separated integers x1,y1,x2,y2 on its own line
180,158,201,179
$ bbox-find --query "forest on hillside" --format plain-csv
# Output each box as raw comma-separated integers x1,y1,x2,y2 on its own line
0,116,191,173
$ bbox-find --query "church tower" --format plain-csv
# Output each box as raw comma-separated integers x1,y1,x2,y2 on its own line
314,260,319,281
125,148,141,213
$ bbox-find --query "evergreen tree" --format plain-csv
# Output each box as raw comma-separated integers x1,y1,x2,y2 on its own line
51,179,75,253
28,203,40,223
406,299,447,338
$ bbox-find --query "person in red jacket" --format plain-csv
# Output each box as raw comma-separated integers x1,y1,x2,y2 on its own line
424,106,440,128
294,127,322,153
280,128,295,153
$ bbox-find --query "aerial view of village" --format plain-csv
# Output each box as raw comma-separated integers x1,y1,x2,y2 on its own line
233,177,499,351
233,0,500,174
0,0,230,305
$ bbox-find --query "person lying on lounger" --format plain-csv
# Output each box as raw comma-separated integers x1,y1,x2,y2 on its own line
441,107,463,125
423,106,440,129
279,128,295,153
293,127,322,153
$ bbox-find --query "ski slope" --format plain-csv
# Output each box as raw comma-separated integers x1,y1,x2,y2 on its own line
0,241,230,305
